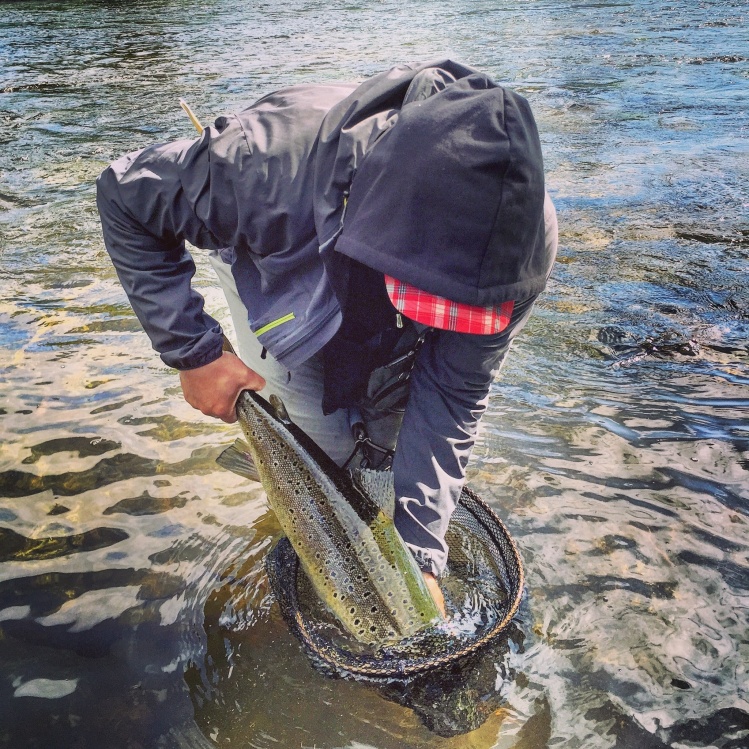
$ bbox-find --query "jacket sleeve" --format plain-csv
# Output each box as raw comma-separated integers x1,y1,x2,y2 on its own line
391,302,531,576
96,129,240,370
392,194,558,575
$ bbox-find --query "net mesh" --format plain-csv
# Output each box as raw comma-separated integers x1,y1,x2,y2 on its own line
266,485,524,681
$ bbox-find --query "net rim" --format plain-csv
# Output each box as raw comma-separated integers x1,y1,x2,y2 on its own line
267,485,525,680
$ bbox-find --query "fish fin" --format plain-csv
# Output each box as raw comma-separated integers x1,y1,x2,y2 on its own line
269,394,293,425
216,439,261,482
221,334,237,355
351,468,396,517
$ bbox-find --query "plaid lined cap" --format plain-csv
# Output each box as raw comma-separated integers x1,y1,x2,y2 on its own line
384,275,514,335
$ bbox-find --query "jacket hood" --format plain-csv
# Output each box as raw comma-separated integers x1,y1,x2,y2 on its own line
317,66,550,306
313,59,479,249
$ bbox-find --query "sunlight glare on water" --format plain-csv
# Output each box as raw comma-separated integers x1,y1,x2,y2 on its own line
0,0,747,747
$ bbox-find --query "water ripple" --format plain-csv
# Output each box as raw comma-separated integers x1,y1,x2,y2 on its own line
1,0,748,746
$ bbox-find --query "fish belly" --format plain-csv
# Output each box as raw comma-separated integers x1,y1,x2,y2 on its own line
265,457,432,644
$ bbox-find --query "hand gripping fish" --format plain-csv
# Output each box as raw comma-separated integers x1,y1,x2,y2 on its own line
218,387,443,645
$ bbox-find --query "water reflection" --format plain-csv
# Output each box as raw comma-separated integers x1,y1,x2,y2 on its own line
1,0,748,746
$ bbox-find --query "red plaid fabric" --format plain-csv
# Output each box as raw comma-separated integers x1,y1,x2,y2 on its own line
385,275,514,335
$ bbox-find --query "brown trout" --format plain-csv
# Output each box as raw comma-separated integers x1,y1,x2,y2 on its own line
218,388,442,645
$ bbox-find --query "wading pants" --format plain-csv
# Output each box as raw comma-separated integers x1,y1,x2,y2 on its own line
210,253,359,466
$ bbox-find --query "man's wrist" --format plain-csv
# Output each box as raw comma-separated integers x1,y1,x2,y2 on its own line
163,337,225,372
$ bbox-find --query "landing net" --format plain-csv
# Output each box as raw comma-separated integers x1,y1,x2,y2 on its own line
267,485,524,681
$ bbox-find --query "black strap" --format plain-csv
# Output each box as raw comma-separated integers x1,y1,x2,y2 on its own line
343,421,395,471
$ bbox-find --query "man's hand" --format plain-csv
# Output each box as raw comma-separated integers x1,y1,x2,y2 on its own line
422,571,446,618
179,351,266,423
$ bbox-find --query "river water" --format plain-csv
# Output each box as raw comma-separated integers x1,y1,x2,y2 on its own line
1,0,747,747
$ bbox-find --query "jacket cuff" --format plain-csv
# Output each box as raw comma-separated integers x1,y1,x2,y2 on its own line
160,330,225,371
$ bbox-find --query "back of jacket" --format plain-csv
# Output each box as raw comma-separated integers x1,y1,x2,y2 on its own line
96,60,487,370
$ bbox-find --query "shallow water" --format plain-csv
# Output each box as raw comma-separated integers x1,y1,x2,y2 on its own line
1,0,748,746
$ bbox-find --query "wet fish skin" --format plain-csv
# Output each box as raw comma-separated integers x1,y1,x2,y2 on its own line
223,387,441,645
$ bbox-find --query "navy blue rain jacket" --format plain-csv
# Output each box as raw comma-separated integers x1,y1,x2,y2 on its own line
96,60,558,573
